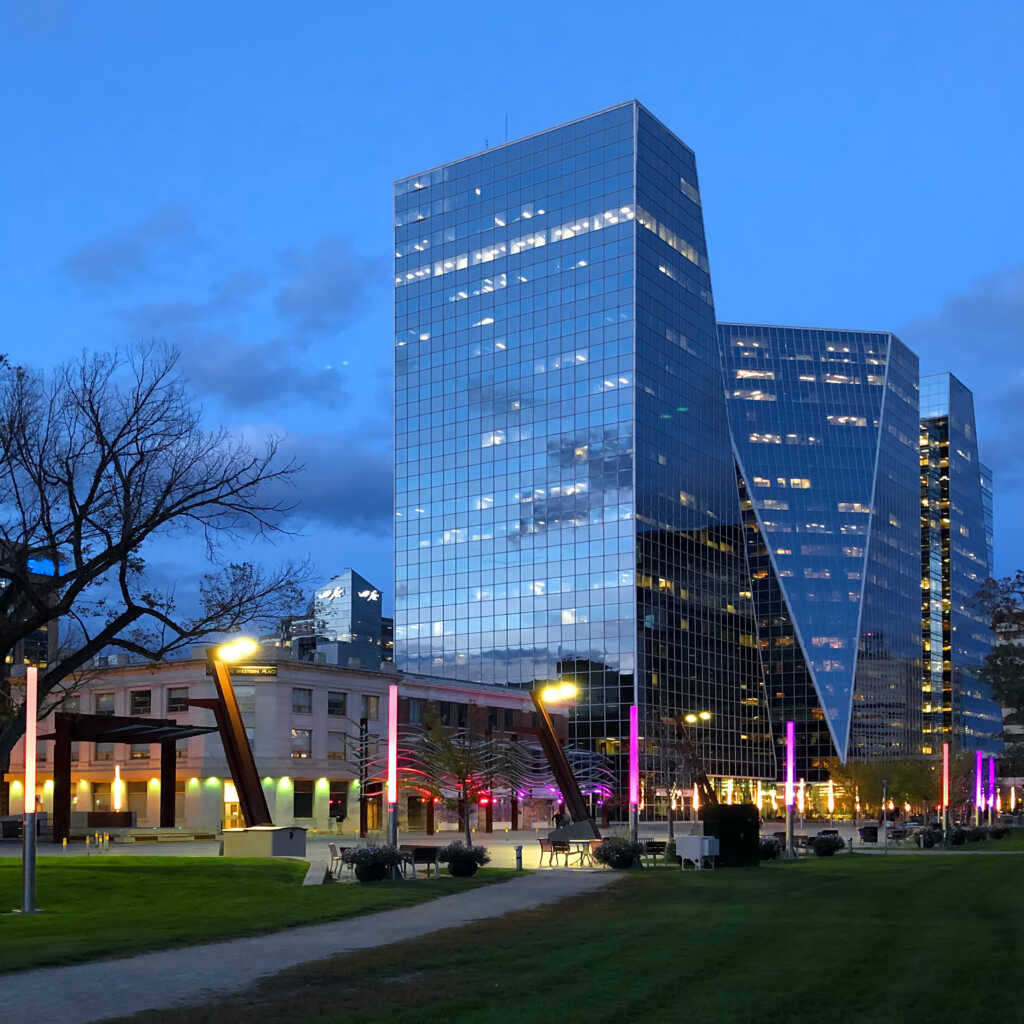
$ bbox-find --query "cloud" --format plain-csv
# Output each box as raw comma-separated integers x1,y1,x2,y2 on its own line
64,206,200,290
270,431,393,536
117,271,264,332
274,237,385,336
901,263,1024,491
177,333,348,409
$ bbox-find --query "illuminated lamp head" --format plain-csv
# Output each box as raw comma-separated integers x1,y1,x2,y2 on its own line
216,637,258,663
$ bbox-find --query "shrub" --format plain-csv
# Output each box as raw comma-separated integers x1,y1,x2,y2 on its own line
812,835,845,857
918,829,940,849
341,845,403,868
990,826,1010,839
967,827,987,843
664,840,682,865
759,836,782,861
593,836,641,870
950,829,967,846
437,841,490,866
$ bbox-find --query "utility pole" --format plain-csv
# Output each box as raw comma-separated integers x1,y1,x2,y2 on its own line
881,779,888,855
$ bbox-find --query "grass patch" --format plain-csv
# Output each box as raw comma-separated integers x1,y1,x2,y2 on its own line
0,857,518,973
124,855,1024,1024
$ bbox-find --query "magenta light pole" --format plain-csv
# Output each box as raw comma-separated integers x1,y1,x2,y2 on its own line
988,756,996,827
628,704,639,845
387,683,399,847
975,750,983,826
785,720,795,859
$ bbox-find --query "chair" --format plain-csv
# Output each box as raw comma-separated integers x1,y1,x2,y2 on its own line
643,840,667,867
328,842,341,879
550,841,572,867
537,838,554,867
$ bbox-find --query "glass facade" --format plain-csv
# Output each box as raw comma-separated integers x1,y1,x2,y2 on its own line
395,102,775,806
311,569,383,669
719,325,922,777
919,374,1002,754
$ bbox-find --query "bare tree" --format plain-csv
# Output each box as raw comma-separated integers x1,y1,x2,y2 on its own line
0,344,307,812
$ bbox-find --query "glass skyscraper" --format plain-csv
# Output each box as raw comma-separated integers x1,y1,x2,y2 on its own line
920,373,1002,754
719,324,922,779
394,102,775,807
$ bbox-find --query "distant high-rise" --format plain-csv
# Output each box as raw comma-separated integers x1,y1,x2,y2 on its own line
920,374,1002,754
394,102,775,803
719,324,922,779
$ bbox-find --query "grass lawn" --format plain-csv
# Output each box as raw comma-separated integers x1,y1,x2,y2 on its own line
0,857,518,973
124,854,1024,1024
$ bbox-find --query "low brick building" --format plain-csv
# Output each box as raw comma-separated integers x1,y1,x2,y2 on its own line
6,647,568,836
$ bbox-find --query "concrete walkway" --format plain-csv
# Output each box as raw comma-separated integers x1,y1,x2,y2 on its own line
4,870,619,1023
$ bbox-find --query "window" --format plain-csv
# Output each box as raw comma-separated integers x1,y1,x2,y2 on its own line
95,692,115,716
129,690,151,716
70,741,80,764
293,779,314,818
130,743,150,761
292,688,313,714
291,728,312,759
329,780,348,820
167,687,189,714
36,742,47,762
408,698,423,724
327,691,347,717
64,695,80,712
328,731,347,760
93,781,112,811
95,742,114,761
235,685,255,714
362,694,380,720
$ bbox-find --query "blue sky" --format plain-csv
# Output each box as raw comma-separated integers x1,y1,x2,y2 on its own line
3,1,1023,616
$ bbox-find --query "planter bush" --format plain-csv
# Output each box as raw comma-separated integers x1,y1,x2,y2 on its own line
991,826,1010,839
759,837,782,861
950,829,967,846
341,845,403,883
592,837,640,870
664,839,682,866
967,827,987,843
438,841,490,878
917,829,941,849
812,835,845,857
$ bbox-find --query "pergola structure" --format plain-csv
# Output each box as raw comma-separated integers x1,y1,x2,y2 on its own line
40,712,218,844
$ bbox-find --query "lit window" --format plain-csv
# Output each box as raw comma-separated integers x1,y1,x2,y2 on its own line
290,729,312,759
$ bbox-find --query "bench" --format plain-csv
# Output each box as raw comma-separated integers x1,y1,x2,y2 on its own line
400,845,442,878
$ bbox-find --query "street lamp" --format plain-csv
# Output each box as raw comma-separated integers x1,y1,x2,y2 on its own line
206,636,273,829
529,681,598,839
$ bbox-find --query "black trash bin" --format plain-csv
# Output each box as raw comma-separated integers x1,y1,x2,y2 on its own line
858,825,878,843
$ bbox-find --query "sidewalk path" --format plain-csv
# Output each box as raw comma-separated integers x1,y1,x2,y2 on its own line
4,870,618,1023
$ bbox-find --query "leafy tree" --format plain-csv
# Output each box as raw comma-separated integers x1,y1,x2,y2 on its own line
977,644,1024,722
0,345,306,813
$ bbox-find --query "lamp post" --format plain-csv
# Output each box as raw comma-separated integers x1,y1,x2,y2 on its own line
784,720,795,860
19,666,40,914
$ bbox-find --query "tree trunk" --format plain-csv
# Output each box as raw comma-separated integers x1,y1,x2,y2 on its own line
461,782,472,846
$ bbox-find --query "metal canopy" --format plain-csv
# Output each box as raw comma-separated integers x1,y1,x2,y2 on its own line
39,712,218,744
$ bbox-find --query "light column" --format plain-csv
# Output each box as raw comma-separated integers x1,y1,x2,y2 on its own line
387,683,399,847
628,704,639,845
784,720,795,859
942,742,950,836
975,750,983,827
20,666,39,914
988,757,996,827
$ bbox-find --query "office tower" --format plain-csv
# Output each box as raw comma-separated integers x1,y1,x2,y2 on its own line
719,324,922,780
395,102,775,803
920,373,1003,754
